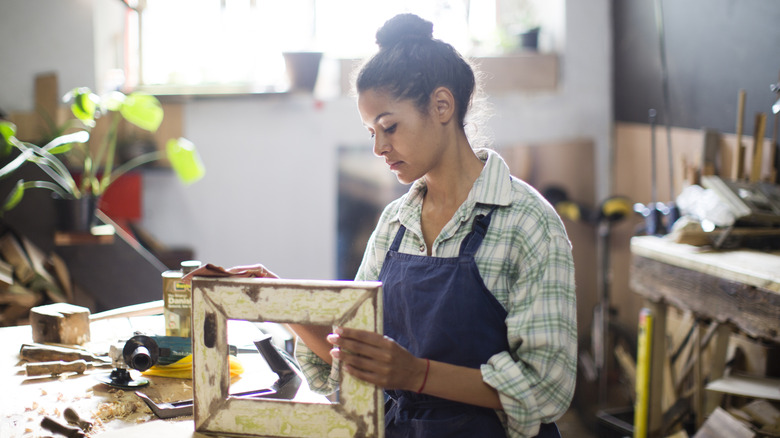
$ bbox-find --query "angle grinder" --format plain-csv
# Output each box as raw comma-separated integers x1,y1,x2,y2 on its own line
96,334,188,388
97,334,243,388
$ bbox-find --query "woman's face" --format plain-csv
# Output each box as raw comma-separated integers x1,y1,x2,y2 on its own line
357,89,443,184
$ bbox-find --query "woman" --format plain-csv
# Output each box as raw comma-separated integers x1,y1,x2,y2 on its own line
292,13,577,438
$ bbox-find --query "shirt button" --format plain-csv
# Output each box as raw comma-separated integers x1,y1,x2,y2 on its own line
419,244,425,252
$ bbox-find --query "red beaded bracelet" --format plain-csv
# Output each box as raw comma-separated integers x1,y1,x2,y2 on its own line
417,358,430,393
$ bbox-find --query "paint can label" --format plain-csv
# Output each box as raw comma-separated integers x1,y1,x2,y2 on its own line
163,261,200,337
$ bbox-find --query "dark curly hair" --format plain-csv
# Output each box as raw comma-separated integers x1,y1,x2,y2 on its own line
356,14,477,128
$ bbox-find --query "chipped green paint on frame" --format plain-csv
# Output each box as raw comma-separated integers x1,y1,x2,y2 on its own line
192,277,383,438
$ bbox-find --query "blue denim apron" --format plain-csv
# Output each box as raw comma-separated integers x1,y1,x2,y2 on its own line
379,207,560,438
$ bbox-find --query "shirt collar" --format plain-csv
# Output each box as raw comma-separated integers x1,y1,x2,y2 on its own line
396,148,513,222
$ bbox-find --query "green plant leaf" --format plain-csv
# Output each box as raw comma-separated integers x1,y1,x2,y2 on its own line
0,121,17,156
166,137,205,184
121,93,163,132
103,91,126,111
68,87,99,126
43,130,89,154
2,180,25,212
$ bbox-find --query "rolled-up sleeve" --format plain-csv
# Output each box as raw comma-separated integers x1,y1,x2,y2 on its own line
294,340,339,395
481,232,577,437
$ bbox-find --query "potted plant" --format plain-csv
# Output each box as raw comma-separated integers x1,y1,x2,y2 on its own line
0,87,204,232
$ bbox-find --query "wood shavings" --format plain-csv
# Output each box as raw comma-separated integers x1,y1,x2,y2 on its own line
92,387,152,424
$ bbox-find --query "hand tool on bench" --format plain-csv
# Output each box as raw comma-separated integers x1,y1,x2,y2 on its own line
64,406,93,432
40,416,86,438
20,343,110,364
97,334,248,388
25,359,96,376
135,334,301,419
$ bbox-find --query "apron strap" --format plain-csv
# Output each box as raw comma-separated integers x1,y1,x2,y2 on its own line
389,225,407,252
459,206,498,257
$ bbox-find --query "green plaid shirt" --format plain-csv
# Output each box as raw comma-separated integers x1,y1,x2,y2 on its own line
296,148,577,437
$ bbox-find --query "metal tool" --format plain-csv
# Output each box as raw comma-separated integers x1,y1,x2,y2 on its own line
135,334,301,419
635,109,670,236
136,388,276,419
40,416,86,438
95,367,150,388
97,334,252,388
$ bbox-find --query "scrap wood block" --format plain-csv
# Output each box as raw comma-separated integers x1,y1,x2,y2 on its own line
693,407,755,438
30,303,91,345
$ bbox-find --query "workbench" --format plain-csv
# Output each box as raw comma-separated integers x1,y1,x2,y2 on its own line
629,235,780,437
0,304,327,437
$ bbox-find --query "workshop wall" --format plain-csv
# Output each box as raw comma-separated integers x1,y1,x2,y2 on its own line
613,0,780,135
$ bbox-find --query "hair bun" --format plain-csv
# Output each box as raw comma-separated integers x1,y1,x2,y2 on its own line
375,14,433,49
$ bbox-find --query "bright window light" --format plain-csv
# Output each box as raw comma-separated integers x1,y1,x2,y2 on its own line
137,0,553,92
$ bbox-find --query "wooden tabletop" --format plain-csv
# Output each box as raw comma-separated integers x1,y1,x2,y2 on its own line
630,235,780,342
0,313,326,437
630,235,780,293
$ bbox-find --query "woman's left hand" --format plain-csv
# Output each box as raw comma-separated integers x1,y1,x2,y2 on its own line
327,327,426,392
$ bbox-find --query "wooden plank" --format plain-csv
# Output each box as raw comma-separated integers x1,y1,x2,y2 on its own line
749,113,767,183
704,324,731,416
706,374,780,401
630,255,780,344
693,324,704,430
90,300,164,321
701,129,720,177
734,89,747,180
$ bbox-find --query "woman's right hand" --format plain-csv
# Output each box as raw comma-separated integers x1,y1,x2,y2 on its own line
224,263,279,278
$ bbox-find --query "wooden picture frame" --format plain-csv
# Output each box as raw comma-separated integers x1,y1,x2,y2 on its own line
191,277,384,438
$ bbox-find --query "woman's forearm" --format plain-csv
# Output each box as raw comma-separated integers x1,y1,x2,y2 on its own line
286,323,334,364
421,360,503,410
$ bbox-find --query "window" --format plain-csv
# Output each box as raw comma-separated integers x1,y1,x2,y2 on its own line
132,0,557,93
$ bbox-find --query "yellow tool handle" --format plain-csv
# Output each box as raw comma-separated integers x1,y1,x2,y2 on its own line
634,308,653,438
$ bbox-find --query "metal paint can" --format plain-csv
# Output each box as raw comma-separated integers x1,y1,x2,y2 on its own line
163,260,201,337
